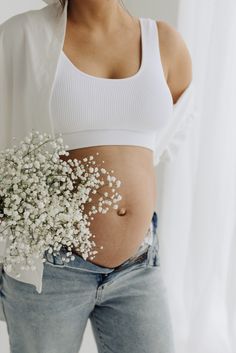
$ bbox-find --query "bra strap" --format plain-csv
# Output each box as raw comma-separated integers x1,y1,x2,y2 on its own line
141,17,163,73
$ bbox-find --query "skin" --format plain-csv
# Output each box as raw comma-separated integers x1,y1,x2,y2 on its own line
60,0,192,268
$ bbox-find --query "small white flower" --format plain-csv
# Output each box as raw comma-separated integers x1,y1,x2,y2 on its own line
0,130,123,278
34,161,40,169
38,202,44,209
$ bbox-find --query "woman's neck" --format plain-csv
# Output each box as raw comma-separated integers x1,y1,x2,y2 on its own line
67,0,124,32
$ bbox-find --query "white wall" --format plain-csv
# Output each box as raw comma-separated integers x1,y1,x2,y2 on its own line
0,0,178,27
0,1,178,352
127,0,178,25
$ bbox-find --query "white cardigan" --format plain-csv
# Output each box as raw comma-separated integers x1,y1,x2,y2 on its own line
0,0,198,322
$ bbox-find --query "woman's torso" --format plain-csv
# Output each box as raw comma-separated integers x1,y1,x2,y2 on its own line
52,16,172,268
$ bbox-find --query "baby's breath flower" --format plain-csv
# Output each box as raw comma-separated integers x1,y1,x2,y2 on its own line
0,130,122,275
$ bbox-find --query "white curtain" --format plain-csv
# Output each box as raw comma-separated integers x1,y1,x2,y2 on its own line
156,1,236,352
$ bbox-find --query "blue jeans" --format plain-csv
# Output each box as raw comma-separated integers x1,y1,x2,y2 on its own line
1,211,175,353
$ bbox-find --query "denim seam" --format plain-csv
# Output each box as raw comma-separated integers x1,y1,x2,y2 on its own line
44,261,65,268
90,310,109,353
45,261,109,275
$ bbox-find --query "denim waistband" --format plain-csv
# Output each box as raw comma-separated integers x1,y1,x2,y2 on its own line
44,211,159,273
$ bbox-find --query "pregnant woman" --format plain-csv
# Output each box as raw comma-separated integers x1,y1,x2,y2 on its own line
0,0,196,352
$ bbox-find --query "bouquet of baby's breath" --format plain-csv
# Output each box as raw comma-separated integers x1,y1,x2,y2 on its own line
0,130,122,276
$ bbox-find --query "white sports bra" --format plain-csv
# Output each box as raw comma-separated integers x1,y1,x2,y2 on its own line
50,17,173,164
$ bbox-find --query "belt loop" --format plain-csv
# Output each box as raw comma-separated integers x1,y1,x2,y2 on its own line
44,249,54,264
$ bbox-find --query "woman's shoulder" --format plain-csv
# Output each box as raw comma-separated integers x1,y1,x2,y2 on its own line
155,19,192,105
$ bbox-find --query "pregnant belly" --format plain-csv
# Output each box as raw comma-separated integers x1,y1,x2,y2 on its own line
60,145,157,268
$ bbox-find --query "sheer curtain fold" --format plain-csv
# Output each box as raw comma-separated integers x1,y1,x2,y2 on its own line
156,1,236,352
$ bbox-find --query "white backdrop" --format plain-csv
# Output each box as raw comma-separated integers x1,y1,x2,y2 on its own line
1,1,236,353
156,0,236,352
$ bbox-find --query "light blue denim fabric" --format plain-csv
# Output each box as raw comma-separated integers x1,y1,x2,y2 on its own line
0,211,175,353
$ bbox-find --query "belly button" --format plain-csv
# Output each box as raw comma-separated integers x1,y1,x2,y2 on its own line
117,207,127,216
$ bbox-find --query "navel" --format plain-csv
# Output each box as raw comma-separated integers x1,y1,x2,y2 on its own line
117,207,127,216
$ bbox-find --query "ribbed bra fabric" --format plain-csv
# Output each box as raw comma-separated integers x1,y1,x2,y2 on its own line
50,17,173,166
